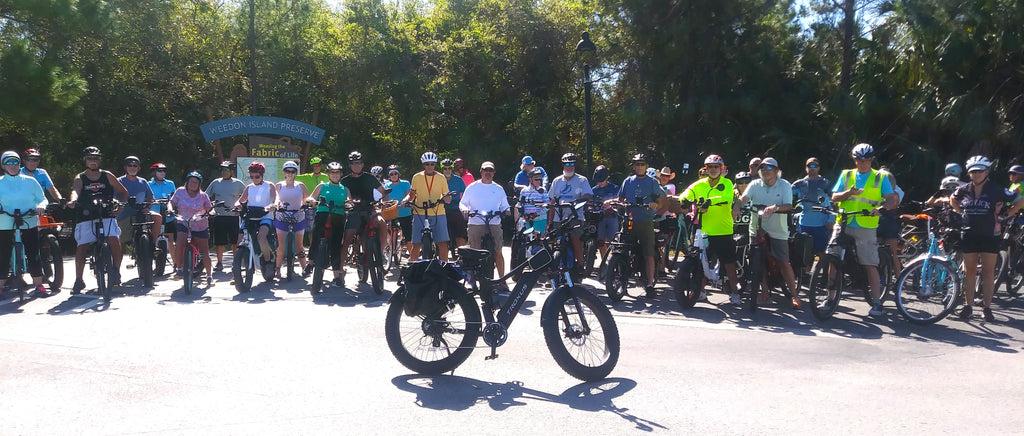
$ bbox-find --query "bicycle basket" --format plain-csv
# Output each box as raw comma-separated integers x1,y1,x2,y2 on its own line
380,202,399,221
401,259,463,317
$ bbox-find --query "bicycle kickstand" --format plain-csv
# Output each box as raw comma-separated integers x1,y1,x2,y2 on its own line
486,346,499,360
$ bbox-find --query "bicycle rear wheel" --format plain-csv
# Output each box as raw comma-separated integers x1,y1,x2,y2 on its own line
808,255,843,321
541,286,620,382
1007,246,1023,295
232,248,254,293
154,238,168,276
40,234,63,293
421,233,434,260
672,256,702,309
863,246,893,305
895,258,960,324
603,253,629,303
582,238,598,278
384,288,481,375
746,245,764,313
14,242,25,301
368,238,384,295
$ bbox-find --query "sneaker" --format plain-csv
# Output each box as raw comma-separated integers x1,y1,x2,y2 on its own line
331,277,344,287
729,293,742,306
110,270,121,287
957,305,973,320
983,307,994,322
698,290,709,302
869,302,885,317
35,285,52,298
303,264,314,277
215,261,223,272
172,269,183,280
72,279,87,294
644,285,657,299
790,297,802,310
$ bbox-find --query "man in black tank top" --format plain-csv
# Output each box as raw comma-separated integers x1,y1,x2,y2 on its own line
67,147,129,294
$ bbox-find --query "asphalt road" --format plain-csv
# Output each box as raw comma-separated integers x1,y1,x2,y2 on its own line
1,250,1023,435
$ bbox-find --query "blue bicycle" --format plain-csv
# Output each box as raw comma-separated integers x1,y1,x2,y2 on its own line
894,211,962,324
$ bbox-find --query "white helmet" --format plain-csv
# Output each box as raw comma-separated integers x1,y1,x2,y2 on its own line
851,143,875,159
326,161,343,171
940,176,961,190
944,163,962,177
704,154,724,166
420,152,438,163
282,161,299,171
965,155,992,172
1,150,21,164
646,167,658,178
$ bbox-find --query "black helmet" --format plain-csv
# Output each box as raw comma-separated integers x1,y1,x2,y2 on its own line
82,146,102,157
348,151,363,162
528,168,544,179
561,152,577,164
632,153,648,163
593,165,610,182
733,171,753,184
123,155,140,165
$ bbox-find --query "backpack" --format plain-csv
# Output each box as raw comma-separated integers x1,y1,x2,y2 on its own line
401,259,464,317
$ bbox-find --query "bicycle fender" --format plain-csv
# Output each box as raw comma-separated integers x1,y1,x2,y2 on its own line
540,285,592,326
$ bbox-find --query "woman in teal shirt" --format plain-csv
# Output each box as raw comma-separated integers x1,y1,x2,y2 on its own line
383,165,413,255
0,151,50,297
306,162,348,287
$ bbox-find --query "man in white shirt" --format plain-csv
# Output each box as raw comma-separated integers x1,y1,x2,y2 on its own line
460,161,510,276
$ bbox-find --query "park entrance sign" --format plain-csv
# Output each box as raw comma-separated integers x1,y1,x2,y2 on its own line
201,116,326,184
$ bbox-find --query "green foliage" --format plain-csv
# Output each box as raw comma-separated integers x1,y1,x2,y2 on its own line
1,0,1022,197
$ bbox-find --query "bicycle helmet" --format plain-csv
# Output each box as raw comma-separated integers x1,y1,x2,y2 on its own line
185,171,203,183
370,165,383,176
1,151,21,165
528,168,544,179
632,153,648,163
24,148,41,158
944,162,962,177
348,151,363,162
645,167,658,178
439,158,454,169
704,154,724,166
851,143,875,159
150,162,167,171
387,164,400,175
592,165,609,182
965,155,992,172
454,158,465,168
248,161,266,174
218,160,234,169
561,152,577,164
309,156,322,165
123,155,140,166
82,146,102,157
421,151,438,163
733,171,753,184
1008,164,1024,175
282,161,299,172
940,176,961,190
326,161,343,171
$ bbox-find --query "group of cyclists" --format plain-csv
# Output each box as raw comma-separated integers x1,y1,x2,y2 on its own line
1,143,1022,324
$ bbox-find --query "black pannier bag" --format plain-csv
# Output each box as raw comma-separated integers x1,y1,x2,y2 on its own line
789,232,814,270
401,259,463,317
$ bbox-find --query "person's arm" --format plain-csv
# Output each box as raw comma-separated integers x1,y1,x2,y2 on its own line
307,183,322,204
1007,196,1024,218
949,191,963,214
109,172,129,201
236,186,250,207
31,179,47,213
68,175,83,207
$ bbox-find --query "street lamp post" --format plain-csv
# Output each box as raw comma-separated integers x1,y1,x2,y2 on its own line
575,32,596,173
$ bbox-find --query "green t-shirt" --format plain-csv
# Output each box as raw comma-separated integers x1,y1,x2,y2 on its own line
296,173,330,192
681,177,735,236
315,182,348,214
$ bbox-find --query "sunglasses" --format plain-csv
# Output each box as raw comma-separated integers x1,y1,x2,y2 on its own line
250,173,263,177
531,178,542,181
423,163,436,166
155,169,166,173
284,169,297,174
389,172,399,176
968,169,987,174
2,160,20,166
350,161,363,165
705,164,721,169
633,162,647,166
807,164,819,168
126,164,140,168
760,165,776,171
564,162,575,167
481,168,496,172
26,158,40,162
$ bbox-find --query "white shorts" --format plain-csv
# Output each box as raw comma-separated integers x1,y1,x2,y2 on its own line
75,219,121,246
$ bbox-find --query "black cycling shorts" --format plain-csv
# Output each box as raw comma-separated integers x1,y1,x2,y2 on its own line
706,234,737,264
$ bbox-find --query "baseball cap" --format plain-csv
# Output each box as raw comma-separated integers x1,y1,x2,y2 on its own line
806,157,820,166
521,156,535,165
481,161,496,170
759,157,779,168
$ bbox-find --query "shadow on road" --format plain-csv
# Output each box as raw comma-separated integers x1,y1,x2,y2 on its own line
392,375,664,431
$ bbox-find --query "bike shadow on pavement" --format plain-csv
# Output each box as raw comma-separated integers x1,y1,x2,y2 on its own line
883,296,1024,353
157,286,214,305
45,294,112,314
310,284,390,308
391,374,665,431
230,282,283,304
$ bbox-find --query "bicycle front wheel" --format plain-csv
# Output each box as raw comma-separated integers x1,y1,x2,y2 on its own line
137,234,154,287
183,247,195,295
384,288,481,375
40,234,63,293
603,253,629,303
98,243,113,302
808,255,843,321
232,248,254,293
895,258,960,324
672,256,702,309
154,238,168,276
541,287,620,382
311,239,328,294
367,238,384,295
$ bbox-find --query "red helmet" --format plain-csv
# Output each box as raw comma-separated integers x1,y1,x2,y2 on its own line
247,161,266,174
150,162,167,170
24,148,41,157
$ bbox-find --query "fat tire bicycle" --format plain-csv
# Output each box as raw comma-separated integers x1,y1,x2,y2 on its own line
175,202,221,295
